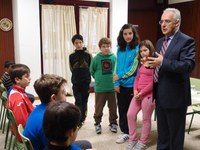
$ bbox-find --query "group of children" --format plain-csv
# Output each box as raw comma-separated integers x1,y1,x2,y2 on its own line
69,23,156,150
0,23,156,150
2,65,92,150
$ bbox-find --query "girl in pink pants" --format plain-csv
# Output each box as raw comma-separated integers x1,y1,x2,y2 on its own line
126,40,155,150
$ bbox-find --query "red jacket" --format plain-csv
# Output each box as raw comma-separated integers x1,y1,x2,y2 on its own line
6,84,34,141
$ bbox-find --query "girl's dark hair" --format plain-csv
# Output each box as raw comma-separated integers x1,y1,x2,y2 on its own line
9,64,30,84
43,101,81,144
117,24,140,51
138,40,155,62
34,74,67,103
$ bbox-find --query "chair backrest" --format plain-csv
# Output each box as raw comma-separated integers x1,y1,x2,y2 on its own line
0,81,7,97
190,77,200,91
0,82,7,102
7,109,18,137
193,104,200,112
0,82,7,107
18,124,34,150
1,95,7,106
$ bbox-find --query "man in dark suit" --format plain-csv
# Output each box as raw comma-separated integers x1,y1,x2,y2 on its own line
147,8,195,150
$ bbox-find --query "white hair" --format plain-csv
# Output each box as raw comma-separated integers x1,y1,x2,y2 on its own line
164,8,181,26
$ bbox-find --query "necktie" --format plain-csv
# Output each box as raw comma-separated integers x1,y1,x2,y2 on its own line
154,38,169,83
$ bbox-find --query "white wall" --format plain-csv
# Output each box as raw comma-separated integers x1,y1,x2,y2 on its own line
12,0,41,95
110,0,128,54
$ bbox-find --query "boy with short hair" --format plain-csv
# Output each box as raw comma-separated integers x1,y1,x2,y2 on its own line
1,60,35,103
43,101,81,150
6,64,34,141
23,74,68,150
23,74,92,150
69,34,92,127
90,37,118,134
0,60,15,91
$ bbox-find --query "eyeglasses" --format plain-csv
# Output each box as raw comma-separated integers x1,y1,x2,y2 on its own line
159,19,173,25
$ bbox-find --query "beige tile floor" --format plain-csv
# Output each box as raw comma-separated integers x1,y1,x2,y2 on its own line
0,93,200,150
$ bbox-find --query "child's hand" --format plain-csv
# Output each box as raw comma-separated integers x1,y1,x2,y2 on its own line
134,90,138,97
114,86,120,93
113,74,119,81
135,92,143,100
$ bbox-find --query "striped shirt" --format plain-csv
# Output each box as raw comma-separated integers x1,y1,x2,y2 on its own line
0,72,13,91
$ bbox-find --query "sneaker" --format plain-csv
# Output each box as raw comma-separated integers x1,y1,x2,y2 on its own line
133,141,147,150
109,124,118,133
126,141,137,150
95,123,102,134
117,134,123,139
116,134,129,144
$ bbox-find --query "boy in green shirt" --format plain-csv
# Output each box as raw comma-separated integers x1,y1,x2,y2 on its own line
90,37,118,134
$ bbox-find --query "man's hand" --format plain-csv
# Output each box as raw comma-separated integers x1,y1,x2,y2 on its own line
145,52,163,68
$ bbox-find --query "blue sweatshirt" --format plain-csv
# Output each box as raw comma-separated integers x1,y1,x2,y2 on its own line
114,45,139,87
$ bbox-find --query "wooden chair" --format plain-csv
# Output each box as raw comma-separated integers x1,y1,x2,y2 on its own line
6,109,24,150
187,78,200,134
2,96,11,149
0,82,7,132
0,96,7,130
18,124,34,150
187,104,200,134
0,82,11,149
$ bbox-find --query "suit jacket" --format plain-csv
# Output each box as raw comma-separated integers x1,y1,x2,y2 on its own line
155,31,195,108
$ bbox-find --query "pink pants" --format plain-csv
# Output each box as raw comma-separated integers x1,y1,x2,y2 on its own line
127,95,155,144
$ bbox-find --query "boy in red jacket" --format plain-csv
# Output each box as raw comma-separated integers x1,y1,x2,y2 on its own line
6,64,34,141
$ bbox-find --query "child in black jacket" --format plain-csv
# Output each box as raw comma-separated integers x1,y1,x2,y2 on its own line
69,34,92,127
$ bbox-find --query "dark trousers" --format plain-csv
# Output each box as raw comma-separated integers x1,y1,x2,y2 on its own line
73,83,90,123
94,92,118,125
117,86,133,134
156,104,187,150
